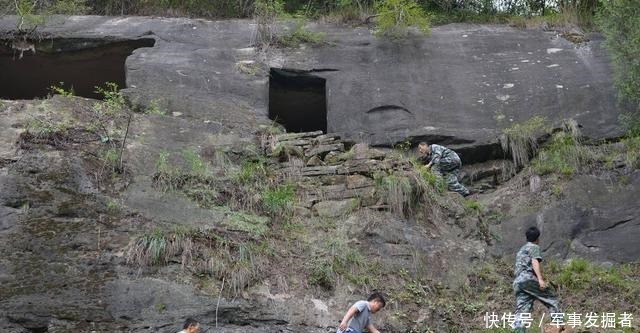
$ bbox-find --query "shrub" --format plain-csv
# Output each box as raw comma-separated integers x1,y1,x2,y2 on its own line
597,0,640,108
374,0,430,38
49,82,74,97
253,0,284,49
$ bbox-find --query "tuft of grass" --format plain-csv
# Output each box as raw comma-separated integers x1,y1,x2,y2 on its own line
276,20,325,48
182,148,208,177
532,131,593,177
548,258,635,292
261,182,296,220
144,99,166,115
235,61,263,76
224,212,270,237
374,171,415,217
153,151,183,191
500,116,549,168
463,199,482,213
307,237,377,290
233,159,269,184
413,161,447,193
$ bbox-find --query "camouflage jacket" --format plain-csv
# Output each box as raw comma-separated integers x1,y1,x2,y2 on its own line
420,144,456,166
513,242,542,285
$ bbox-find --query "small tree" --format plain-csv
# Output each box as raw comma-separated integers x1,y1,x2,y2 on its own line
253,0,284,49
374,0,430,39
597,0,640,108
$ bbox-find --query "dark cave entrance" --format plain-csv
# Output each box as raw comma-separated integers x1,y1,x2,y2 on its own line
0,38,155,100
268,68,327,133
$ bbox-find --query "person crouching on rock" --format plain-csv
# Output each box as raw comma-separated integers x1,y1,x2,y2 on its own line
177,318,200,333
337,291,386,333
418,141,471,196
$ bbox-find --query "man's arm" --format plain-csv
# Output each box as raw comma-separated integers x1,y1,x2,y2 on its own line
366,322,381,333
532,258,546,289
338,306,359,331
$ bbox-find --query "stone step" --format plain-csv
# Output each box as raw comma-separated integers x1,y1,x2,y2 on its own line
275,131,323,141
304,143,344,157
301,165,339,176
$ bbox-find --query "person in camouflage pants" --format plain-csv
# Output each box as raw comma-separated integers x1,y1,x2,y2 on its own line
512,227,564,333
418,142,470,196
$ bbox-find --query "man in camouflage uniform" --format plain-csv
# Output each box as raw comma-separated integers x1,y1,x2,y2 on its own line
418,142,470,196
512,226,563,332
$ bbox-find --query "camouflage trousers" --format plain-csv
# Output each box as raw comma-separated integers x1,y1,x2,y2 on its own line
512,280,562,333
433,155,470,196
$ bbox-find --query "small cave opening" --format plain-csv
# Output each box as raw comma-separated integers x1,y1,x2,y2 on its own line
0,37,155,100
268,68,327,133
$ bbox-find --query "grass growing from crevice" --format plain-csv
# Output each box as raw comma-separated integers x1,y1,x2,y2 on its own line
307,236,380,290
500,116,549,168
126,226,274,295
532,131,595,177
275,20,325,48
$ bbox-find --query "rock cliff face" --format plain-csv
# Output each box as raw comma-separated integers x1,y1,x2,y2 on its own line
0,16,638,333
0,16,630,151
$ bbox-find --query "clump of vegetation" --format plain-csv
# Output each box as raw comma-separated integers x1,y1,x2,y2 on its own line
49,82,74,97
597,0,640,108
374,0,430,38
547,258,638,294
262,182,295,220
307,237,378,289
500,116,549,168
235,60,263,76
126,227,272,295
532,131,594,177
143,99,166,115
276,19,325,47
374,171,415,216
253,0,284,49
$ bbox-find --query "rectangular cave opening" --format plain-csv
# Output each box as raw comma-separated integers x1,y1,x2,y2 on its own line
0,38,155,100
268,68,327,133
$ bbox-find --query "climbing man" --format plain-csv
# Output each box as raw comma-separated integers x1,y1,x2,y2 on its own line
512,227,565,333
337,291,386,333
418,142,470,196
176,318,201,333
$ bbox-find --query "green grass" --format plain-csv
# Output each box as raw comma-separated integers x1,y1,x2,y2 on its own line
144,99,166,115
94,82,126,117
307,237,378,289
48,82,74,97
463,199,483,213
233,159,269,184
532,132,593,177
261,182,296,219
549,258,634,292
182,148,208,176
374,171,415,216
500,116,549,168
224,212,270,237
276,20,325,48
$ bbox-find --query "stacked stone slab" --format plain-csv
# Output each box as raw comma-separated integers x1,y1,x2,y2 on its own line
264,131,411,218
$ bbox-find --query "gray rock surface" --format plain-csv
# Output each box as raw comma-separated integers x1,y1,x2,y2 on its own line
492,172,640,263
0,16,629,153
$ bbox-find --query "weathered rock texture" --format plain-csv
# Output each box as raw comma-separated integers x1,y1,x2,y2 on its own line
0,16,630,157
